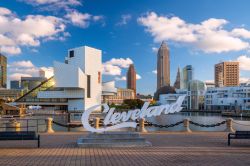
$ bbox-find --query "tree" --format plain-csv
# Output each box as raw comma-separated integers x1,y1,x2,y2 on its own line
123,99,144,109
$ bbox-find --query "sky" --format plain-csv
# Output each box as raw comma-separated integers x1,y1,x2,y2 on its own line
2,0,250,95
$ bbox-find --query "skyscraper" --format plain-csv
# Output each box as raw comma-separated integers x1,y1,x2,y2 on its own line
0,54,7,88
157,41,170,90
215,62,239,87
181,65,193,89
127,64,136,95
174,67,181,89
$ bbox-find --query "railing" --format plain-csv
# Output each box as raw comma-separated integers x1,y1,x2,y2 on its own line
51,117,246,133
0,119,46,132
1,117,249,133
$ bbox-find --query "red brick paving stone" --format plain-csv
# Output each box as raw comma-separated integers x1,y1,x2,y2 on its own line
0,132,250,166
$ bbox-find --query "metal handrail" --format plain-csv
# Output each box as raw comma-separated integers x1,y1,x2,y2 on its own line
0,118,46,132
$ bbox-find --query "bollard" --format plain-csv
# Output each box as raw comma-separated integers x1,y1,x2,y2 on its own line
139,118,147,133
224,118,235,132
94,117,100,130
46,117,54,133
183,118,192,132
15,122,21,132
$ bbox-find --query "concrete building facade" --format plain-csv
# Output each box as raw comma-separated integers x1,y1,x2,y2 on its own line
127,64,136,95
10,80,21,89
0,89,23,101
181,65,193,89
205,85,250,111
157,41,170,90
37,46,103,111
215,62,239,87
102,88,135,105
0,54,7,88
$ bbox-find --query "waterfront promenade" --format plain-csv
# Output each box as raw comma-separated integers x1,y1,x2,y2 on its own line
0,132,250,166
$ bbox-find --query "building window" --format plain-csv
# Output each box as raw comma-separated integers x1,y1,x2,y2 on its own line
98,72,101,84
87,75,91,98
69,50,74,58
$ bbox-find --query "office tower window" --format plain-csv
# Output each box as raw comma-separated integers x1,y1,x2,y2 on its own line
87,75,91,98
69,50,74,58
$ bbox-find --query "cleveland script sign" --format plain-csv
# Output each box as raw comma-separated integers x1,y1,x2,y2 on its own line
81,95,186,133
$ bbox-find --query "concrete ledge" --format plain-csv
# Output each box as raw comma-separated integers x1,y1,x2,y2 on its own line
77,131,152,147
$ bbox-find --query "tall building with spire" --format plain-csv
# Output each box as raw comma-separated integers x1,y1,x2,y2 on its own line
174,67,180,89
127,64,137,95
157,41,170,90
0,53,7,88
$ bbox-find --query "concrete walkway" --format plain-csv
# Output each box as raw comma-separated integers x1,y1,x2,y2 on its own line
0,132,250,166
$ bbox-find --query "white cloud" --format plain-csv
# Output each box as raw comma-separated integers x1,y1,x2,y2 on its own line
20,0,81,11
232,28,250,39
93,15,104,22
136,74,142,80
138,12,250,53
237,55,250,70
9,73,32,81
240,77,250,83
65,11,105,28
0,7,66,55
40,67,54,78
152,47,158,53
102,58,133,76
0,46,21,55
152,70,157,74
9,60,35,68
104,58,133,68
8,60,53,81
0,7,12,15
115,76,126,81
65,11,91,28
102,64,122,76
116,14,132,26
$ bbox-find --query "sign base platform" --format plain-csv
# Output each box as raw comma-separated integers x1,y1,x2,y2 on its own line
77,132,152,147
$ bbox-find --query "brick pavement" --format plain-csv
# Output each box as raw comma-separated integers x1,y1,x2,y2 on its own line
0,132,250,166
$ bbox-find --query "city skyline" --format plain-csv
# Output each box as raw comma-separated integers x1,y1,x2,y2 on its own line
2,0,250,95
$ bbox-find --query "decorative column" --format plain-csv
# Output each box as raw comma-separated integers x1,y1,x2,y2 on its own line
94,117,100,130
46,117,54,133
224,118,235,132
183,118,191,132
139,118,147,133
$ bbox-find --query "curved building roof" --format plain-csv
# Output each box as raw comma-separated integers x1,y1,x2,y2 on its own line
154,86,176,100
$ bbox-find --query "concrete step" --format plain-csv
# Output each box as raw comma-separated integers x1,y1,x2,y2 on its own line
87,132,140,139
77,140,152,148
77,132,152,147
79,137,146,143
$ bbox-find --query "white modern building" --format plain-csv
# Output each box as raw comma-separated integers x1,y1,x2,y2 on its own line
37,46,106,111
159,89,189,109
205,85,250,111
159,80,206,110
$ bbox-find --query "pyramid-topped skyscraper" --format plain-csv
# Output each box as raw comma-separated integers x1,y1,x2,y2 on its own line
157,41,170,90
174,67,181,89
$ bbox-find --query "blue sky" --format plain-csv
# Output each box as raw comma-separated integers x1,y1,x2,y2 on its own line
2,0,250,95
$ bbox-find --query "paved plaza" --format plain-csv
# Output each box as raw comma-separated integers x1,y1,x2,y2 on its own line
0,132,250,166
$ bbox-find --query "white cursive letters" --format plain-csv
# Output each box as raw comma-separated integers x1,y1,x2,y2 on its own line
81,95,186,133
